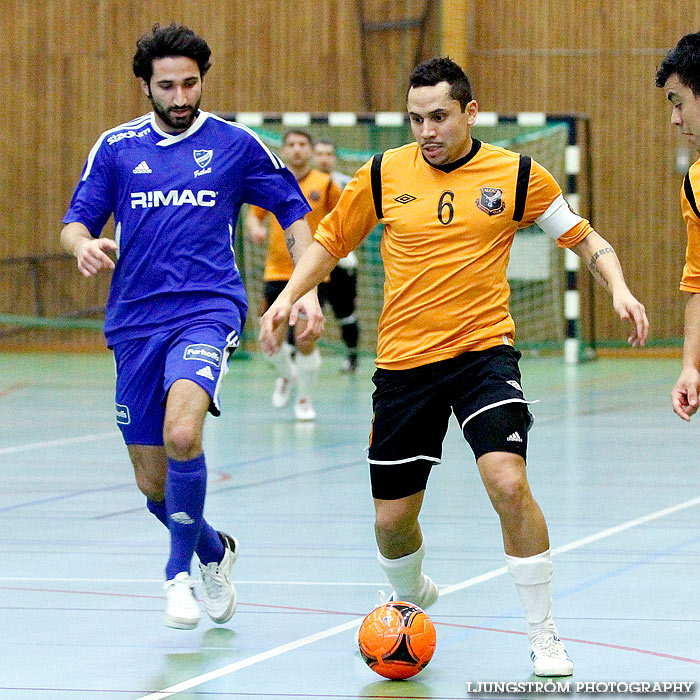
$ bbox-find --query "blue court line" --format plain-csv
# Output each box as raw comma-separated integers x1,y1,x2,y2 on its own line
443,530,700,648
0,439,363,516
92,457,365,520
550,530,700,601
0,483,131,514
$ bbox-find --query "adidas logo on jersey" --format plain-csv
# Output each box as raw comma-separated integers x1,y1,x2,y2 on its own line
196,365,215,381
506,431,523,442
132,160,152,174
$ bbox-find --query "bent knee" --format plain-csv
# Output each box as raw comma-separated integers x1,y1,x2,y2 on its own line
374,501,420,535
134,472,165,501
485,472,532,515
163,422,202,460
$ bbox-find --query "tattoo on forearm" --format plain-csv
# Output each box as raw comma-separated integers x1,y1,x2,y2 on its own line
586,246,615,290
286,233,297,263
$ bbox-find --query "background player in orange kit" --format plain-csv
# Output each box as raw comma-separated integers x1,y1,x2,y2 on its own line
247,130,341,420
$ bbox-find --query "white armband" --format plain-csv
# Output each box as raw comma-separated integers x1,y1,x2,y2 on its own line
336,251,358,270
535,194,583,240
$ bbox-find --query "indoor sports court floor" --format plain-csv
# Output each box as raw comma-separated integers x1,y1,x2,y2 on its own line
0,349,698,699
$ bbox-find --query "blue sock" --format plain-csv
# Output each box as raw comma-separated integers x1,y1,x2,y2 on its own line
146,498,167,525
164,455,207,580
147,495,224,567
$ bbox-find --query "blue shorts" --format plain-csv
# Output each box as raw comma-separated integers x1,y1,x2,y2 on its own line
113,319,240,445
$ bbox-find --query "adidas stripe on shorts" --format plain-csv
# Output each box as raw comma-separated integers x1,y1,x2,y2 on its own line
113,317,240,445
367,345,535,498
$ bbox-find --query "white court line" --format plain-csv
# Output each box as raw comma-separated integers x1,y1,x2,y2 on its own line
0,577,385,586
141,618,362,700
136,494,700,699
440,494,700,595
0,431,119,455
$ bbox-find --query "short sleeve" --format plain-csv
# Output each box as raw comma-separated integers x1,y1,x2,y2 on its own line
680,170,700,292
521,160,593,249
240,138,310,229
314,159,378,259
62,136,117,237
519,160,564,226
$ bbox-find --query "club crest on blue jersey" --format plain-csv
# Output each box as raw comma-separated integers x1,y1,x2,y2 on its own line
184,343,222,367
193,149,213,178
116,403,131,425
476,187,505,215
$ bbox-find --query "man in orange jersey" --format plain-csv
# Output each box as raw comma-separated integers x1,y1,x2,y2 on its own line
656,33,700,422
247,130,342,420
260,58,648,675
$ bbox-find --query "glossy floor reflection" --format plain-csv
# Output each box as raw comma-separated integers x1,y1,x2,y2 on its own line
1,351,698,699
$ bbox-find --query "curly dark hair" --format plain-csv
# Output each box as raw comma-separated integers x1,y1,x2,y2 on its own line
407,57,473,110
655,32,700,97
133,23,212,84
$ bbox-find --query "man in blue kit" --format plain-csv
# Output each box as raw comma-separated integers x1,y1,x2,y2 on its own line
60,23,322,629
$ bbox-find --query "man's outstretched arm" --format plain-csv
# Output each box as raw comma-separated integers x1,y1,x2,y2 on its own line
572,230,649,347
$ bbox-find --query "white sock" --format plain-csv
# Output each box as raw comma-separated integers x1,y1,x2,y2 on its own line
377,541,427,600
295,348,320,400
505,549,556,634
268,341,295,379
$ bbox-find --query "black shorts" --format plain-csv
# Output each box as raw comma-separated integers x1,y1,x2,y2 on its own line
367,345,535,499
263,280,329,346
263,280,330,309
262,280,287,311
326,266,357,320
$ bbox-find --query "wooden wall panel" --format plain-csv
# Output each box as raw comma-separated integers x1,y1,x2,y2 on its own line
0,0,438,351
466,0,700,346
2,0,699,351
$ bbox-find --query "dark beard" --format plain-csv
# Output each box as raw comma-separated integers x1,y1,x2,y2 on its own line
151,98,200,132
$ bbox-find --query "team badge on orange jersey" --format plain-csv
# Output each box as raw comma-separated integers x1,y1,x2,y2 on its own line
308,189,321,202
476,187,505,215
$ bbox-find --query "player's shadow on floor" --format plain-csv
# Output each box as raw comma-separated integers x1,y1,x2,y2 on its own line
359,678,434,697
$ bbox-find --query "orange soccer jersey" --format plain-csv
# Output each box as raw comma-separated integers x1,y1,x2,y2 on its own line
252,169,341,281
679,157,700,293
315,139,592,370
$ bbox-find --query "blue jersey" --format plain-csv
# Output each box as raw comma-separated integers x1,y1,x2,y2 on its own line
63,111,310,344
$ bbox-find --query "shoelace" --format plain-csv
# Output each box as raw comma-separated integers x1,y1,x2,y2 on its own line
530,632,568,658
202,563,224,598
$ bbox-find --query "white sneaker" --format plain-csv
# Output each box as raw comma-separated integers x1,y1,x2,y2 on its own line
529,628,574,676
164,572,201,629
272,374,296,408
340,356,358,373
294,397,316,421
199,532,238,624
355,590,394,648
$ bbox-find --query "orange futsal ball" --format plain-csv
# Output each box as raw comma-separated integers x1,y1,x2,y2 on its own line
358,601,436,680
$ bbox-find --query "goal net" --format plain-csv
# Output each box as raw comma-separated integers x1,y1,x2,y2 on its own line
228,112,582,357
0,112,585,358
